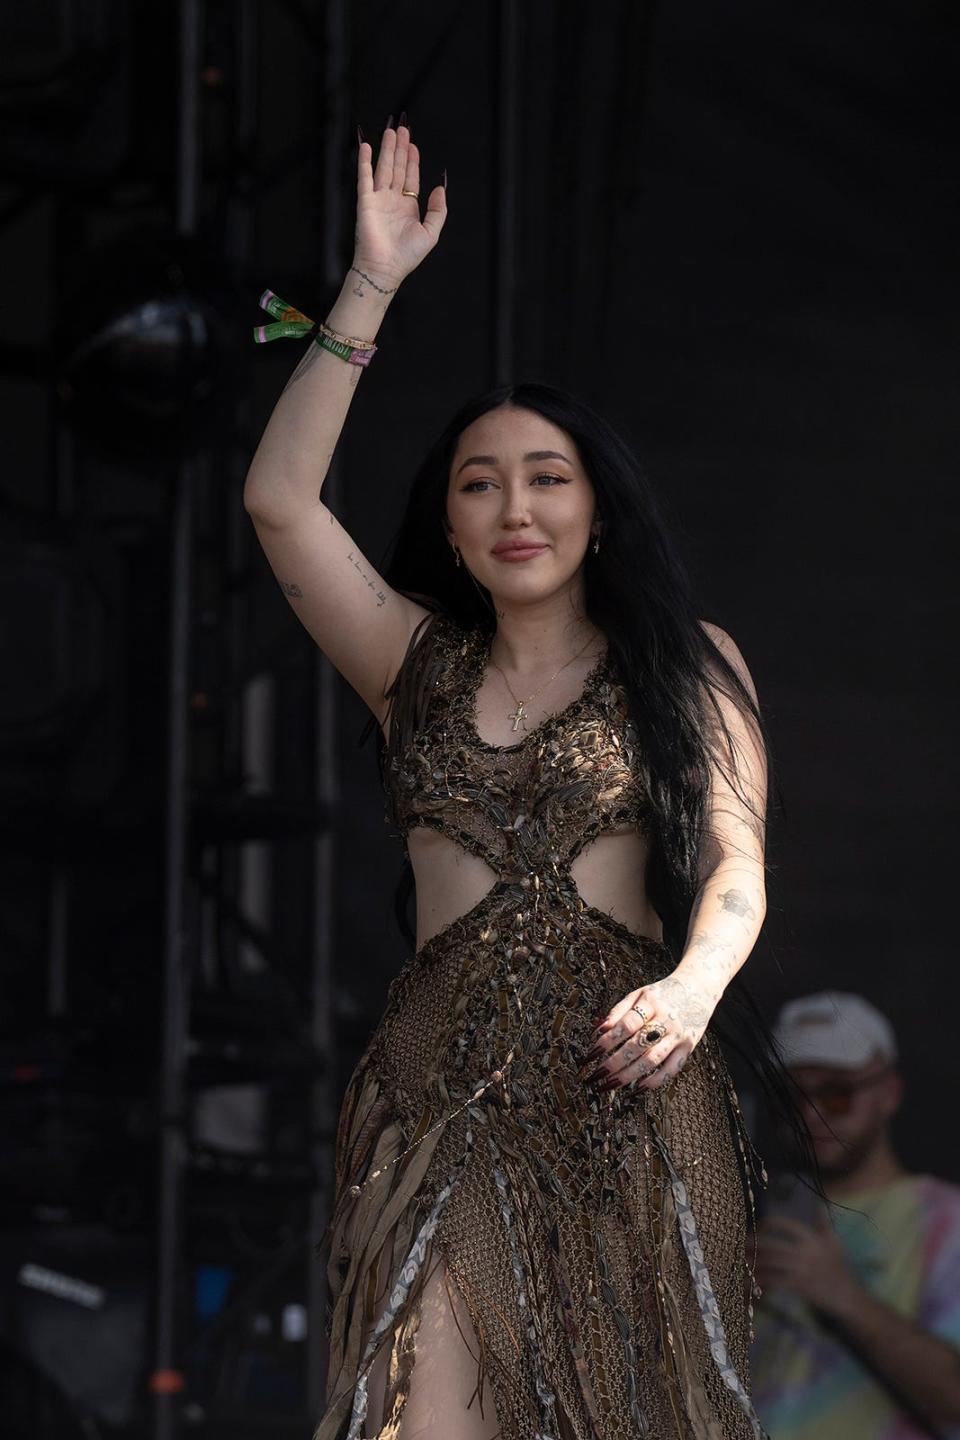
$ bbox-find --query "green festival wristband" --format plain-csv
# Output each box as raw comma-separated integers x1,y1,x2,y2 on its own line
253,288,377,366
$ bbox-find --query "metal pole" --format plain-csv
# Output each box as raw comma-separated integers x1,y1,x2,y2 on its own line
153,3,203,1436
308,0,347,1416
493,0,521,384
153,460,195,1440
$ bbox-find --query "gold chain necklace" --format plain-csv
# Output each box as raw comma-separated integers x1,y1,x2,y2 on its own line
488,631,603,733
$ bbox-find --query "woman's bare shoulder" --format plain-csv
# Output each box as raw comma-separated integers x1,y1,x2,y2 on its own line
698,619,758,705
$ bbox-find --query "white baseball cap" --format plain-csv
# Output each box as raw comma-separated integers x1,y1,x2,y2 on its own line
773,991,898,1070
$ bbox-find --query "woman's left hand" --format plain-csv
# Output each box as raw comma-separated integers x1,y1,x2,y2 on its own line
581,973,718,1092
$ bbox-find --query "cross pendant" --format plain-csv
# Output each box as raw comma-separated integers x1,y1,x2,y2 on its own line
510,701,526,732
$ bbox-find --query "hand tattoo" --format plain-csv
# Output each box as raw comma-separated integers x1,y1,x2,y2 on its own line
658,976,712,1033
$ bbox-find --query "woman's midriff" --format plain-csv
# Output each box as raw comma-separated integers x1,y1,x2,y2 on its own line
407,823,664,953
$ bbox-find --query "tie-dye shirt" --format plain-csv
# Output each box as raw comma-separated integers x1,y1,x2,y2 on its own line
750,1174,960,1440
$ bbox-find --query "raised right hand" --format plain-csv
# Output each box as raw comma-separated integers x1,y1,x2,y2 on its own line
353,120,447,289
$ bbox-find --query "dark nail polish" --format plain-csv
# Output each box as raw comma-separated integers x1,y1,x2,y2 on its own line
398,110,408,128
386,113,394,130
598,1076,621,1092
581,1044,604,1066
442,167,447,190
584,1068,607,1087
357,124,365,145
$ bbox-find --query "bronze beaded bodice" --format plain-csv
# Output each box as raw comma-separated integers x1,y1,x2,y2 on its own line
383,611,654,900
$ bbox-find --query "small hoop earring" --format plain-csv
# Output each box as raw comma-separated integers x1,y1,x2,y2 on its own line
453,546,462,567
592,533,600,554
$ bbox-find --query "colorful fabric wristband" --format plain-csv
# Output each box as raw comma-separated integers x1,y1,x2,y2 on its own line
252,289,377,366
253,289,315,343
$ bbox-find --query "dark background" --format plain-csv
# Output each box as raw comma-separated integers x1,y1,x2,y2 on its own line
0,1,956,1435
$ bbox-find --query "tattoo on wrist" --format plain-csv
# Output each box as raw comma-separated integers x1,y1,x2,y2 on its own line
718,887,757,921
280,581,303,599
350,265,398,296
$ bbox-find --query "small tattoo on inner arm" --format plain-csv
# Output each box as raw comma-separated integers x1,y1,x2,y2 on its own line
718,888,756,921
346,550,386,607
280,581,303,599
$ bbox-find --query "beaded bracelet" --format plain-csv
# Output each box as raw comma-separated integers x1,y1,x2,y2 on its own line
252,289,378,367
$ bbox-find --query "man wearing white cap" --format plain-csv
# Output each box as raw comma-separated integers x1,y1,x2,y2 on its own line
750,991,960,1439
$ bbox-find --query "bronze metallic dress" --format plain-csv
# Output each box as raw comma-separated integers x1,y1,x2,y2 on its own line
316,612,767,1440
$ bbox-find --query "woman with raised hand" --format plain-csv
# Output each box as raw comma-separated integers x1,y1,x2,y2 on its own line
246,117,773,1440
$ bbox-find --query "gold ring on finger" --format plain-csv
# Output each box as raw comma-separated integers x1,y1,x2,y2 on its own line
629,1002,648,1024
401,188,419,197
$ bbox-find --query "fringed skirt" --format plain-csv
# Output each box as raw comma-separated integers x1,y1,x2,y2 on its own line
314,890,768,1440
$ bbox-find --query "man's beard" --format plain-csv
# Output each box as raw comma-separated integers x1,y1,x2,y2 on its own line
814,1121,884,1178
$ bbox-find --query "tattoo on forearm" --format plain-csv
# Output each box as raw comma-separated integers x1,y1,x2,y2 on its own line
346,550,386,606
718,888,757,921
689,930,735,958
280,581,303,599
281,342,323,395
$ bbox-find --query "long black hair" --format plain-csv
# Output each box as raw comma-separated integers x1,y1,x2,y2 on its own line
363,380,817,1189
